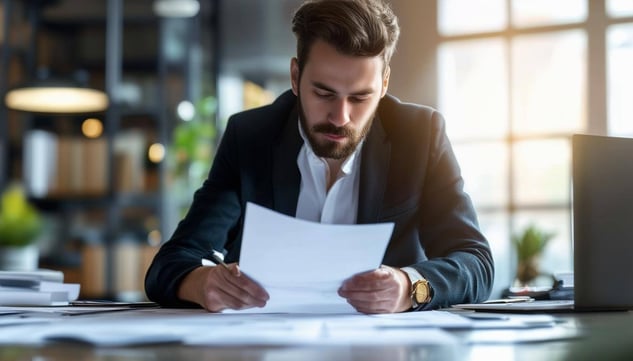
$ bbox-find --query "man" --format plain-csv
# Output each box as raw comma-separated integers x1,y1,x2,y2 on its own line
145,0,494,314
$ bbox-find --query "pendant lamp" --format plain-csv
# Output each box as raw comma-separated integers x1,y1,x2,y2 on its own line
153,0,200,18
4,75,109,114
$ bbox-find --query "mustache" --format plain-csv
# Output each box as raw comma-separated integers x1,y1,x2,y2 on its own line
312,123,353,137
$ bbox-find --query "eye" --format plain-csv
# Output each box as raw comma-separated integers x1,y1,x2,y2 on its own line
349,96,370,103
314,90,334,99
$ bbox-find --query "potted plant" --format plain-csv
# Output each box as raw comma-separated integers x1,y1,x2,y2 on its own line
0,184,44,270
171,95,217,217
513,224,555,287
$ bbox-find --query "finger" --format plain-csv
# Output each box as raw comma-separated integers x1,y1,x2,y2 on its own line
339,286,393,304
345,297,392,314
199,268,246,311
214,267,269,309
215,286,264,310
203,267,268,311
346,290,402,314
204,284,262,312
222,265,269,302
205,286,247,311
339,282,401,314
340,269,392,292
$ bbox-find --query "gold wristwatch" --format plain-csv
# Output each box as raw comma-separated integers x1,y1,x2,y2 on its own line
411,278,432,308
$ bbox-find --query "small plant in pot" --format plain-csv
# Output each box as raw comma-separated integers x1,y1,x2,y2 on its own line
0,184,44,270
513,224,555,288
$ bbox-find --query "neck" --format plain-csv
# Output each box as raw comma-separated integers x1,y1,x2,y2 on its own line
325,158,344,191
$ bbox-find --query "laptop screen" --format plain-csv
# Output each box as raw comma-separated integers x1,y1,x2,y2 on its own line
572,134,633,310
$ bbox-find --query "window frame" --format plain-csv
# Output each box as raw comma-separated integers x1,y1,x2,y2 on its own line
432,0,633,293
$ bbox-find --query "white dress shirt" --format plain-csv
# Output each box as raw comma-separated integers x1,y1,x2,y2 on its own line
294,120,425,303
295,121,362,224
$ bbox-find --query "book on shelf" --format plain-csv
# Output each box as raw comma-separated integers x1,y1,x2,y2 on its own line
0,269,80,306
23,130,110,197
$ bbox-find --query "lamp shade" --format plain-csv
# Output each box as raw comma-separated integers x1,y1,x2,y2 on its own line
5,86,109,114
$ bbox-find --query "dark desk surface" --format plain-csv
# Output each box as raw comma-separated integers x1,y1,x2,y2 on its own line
1,310,632,361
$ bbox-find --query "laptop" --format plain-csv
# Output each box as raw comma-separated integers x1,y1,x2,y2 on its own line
572,134,633,311
455,134,633,312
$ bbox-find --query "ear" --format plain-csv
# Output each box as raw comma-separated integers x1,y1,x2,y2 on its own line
381,66,391,98
290,57,300,96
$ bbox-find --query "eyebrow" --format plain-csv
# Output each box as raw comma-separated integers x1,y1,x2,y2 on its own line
311,81,375,96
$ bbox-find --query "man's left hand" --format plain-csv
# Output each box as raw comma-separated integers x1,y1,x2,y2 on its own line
338,265,411,314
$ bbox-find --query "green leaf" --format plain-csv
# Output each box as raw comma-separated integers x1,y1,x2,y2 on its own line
0,185,43,246
513,224,555,262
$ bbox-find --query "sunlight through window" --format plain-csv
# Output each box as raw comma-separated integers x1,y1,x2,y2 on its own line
608,24,633,136
436,0,594,296
511,31,586,135
438,0,506,35
607,0,633,17
438,39,508,141
512,0,587,27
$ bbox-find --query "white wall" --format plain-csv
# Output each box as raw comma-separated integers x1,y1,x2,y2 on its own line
388,0,438,107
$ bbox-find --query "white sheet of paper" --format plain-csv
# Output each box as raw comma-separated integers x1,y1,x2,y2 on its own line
39,281,80,301
0,282,80,306
236,202,394,313
0,308,562,347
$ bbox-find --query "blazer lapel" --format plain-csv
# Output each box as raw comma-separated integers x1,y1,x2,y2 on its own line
357,114,390,224
272,106,303,217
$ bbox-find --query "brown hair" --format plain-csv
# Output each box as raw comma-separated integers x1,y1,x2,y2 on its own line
292,0,400,74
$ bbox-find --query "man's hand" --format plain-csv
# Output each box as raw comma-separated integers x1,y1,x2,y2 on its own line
338,265,412,314
177,264,269,312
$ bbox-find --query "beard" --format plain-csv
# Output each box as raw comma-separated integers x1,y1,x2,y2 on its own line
297,95,374,160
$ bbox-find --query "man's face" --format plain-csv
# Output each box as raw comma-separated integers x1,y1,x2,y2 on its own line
291,40,390,160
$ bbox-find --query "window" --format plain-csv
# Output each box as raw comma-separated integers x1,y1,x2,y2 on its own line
511,0,587,27
435,0,633,297
438,0,507,35
608,24,633,136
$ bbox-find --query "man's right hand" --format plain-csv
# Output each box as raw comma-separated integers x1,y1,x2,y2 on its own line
177,264,269,312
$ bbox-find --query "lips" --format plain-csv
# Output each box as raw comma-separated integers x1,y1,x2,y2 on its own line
323,133,346,141
314,124,351,141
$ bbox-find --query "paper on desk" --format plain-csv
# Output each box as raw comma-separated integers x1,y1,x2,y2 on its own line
0,282,80,306
236,202,394,313
0,308,561,347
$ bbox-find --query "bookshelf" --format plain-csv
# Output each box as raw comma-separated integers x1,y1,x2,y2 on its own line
1,0,218,301
0,0,164,301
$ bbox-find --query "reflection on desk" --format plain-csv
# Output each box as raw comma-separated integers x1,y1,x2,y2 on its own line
0,308,631,361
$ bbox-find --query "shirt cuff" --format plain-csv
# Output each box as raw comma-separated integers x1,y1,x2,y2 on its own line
201,258,217,267
400,266,425,285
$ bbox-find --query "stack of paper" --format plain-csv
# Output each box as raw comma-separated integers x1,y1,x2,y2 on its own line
0,269,80,306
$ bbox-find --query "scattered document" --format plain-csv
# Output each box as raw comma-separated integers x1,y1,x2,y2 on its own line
463,326,582,344
0,308,569,347
451,300,575,312
0,269,80,306
236,202,394,313
0,269,64,283
0,289,70,306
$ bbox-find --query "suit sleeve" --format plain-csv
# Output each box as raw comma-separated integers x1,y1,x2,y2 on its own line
412,111,494,310
144,119,243,307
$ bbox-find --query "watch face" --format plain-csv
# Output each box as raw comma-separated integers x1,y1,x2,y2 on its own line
414,280,429,303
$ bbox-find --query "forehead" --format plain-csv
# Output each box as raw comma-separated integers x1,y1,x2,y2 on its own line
301,40,384,90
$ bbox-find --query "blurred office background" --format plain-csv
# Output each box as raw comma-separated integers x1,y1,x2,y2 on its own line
0,0,632,301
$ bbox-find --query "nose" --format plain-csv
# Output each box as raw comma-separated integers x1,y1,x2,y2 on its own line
328,98,351,127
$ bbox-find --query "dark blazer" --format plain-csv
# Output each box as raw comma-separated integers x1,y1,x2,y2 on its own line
145,90,494,310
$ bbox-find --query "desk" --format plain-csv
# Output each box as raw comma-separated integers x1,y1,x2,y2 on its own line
0,309,631,361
